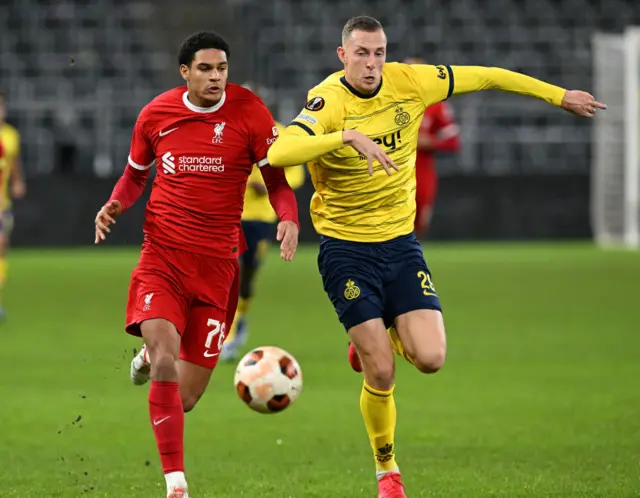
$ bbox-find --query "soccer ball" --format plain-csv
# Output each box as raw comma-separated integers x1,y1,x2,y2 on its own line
234,346,302,414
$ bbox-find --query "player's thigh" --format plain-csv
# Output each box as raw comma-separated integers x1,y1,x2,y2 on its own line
317,236,386,332
179,302,228,410
383,237,446,373
394,309,446,374
125,246,189,341
348,318,395,390
181,257,237,369
129,277,187,382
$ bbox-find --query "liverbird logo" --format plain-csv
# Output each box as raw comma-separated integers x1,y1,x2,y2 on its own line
143,292,154,312
212,122,226,144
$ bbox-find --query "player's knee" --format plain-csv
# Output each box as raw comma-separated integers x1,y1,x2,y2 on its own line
141,319,181,381
363,357,395,390
412,346,446,374
151,352,178,381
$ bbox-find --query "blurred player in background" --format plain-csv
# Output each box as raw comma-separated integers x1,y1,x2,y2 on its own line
94,32,299,498
269,15,605,498
404,57,461,237
221,82,306,362
0,92,26,319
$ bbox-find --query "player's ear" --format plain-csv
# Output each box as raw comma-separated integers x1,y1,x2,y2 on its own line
179,64,189,82
337,46,346,64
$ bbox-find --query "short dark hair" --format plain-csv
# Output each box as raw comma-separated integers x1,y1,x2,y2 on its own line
178,31,230,67
341,16,383,43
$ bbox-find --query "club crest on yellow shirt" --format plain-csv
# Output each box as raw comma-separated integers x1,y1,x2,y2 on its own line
394,106,410,127
344,279,361,300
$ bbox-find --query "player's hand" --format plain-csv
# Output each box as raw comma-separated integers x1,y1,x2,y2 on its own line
276,220,299,262
94,200,123,244
11,179,26,199
342,130,400,176
561,90,607,117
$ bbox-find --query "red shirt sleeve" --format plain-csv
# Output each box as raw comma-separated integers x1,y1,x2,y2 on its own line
248,99,279,166
107,109,154,211
249,99,299,226
127,109,155,170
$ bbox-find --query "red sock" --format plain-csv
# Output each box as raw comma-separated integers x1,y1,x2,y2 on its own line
148,381,184,474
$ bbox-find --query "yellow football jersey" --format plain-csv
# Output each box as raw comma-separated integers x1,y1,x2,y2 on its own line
278,63,565,242
287,63,462,242
0,123,20,210
242,122,306,223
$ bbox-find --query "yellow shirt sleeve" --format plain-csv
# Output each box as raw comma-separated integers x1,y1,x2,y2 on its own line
289,88,342,136
268,126,343,167
409,64,567,108
406,64,453,106
284,165,305,190
1,125,20,160
268,86,346,167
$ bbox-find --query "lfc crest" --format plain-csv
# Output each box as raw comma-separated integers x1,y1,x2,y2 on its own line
212,122,226,144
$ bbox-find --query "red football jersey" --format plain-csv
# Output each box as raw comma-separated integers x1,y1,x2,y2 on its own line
127,84,279,258
416,101,461,170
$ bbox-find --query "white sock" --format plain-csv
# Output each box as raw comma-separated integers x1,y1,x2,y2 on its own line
376,466,400,480
165,471,187,490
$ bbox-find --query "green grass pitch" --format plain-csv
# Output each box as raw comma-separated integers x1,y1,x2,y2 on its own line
0,243,638,497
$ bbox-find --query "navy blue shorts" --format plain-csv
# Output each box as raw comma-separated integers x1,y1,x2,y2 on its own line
241,220,274,270
317,233,442,331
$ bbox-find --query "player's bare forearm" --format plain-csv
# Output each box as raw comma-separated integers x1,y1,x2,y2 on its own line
260,165,300,227
108,165,150,213
11,157,25,183
9,157,26,198
267,129,344,167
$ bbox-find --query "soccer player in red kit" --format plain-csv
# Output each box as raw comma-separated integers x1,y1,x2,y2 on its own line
93,32,299,498
405,57,461,237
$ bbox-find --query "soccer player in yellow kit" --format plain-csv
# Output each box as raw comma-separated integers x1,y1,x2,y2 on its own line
268,15,605,498
0,92,26,319
221,117,306,361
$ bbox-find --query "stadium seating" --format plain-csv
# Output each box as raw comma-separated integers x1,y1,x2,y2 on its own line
2,0,639,176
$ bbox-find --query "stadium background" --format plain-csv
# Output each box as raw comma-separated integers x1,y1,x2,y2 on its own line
2,1,639,497
6,0,640,245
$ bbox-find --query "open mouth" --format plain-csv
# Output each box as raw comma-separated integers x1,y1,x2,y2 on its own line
207,85,221,94
364,76,376,84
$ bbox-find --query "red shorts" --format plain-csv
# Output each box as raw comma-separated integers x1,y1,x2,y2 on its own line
126,240,240,369
414,161,438,232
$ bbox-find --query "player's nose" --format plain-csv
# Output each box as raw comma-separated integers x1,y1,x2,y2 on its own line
366,54,376,68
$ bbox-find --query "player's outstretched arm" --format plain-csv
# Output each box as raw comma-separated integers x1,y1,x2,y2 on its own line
94,164,149,244
267,127,343,167
259,165,300,261
268,127,399,176
451,66,606,117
